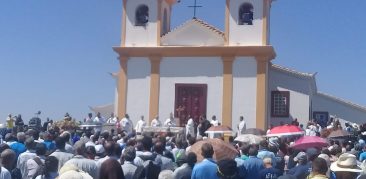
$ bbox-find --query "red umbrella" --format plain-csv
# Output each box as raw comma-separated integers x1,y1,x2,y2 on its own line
267,125,304,137
291,136,328,150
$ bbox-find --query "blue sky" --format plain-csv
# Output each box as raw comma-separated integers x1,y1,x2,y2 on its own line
1,0,365,122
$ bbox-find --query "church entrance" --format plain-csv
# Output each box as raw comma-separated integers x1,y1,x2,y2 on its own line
174,84,207,127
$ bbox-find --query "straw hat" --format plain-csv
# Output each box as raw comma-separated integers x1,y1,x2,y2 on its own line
330,153,362,173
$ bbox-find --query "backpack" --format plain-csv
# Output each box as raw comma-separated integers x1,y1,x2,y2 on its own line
138,154,161,179
32,157,45,179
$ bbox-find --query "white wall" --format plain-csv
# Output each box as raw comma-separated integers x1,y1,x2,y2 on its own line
229,0,264,46
125,0,158,46
232,57,257,130
313,93,366,125
159,57,223,122
126,57,151,125
268,68,311,126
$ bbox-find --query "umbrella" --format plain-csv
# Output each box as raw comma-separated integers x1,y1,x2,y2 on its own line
243,128,266,136
205,125,232,133
291,136,328,150
188,138,238,162
328,129,350,138
235,134,264,144
267,125,304,137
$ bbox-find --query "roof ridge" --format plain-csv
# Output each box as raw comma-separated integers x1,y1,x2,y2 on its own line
317,92,366,111
271,64,314,78
161,18,225,38
191,18,225,37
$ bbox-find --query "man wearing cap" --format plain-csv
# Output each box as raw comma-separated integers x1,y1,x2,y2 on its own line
287,152,311,179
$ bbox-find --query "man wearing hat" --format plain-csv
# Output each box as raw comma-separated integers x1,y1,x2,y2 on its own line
287,152,311,179
330,153,362,179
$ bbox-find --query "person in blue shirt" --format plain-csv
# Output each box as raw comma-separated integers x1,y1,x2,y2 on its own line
258,140,277,168
10,132,26,158
43,132,55,152
359,145,366,162
191,143,218,179
241,145,264,178
259,157,281,179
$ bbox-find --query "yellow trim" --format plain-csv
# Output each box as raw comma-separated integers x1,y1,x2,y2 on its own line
255,56,270,130
121,0,127,47
262,0,270,45
113,46,276,58
148,56,161,124
117,56,129,118
221,56,235,127
225,0,230,46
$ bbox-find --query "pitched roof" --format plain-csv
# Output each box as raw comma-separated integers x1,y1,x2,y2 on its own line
162,18,225,38
316,92,366,112
271,64,315,79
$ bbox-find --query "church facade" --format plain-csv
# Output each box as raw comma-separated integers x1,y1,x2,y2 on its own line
108,0,366,130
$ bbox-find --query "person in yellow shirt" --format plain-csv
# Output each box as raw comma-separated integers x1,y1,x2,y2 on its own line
6,114,14,130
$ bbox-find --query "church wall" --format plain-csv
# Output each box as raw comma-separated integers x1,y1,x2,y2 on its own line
126,57,151,125
159,57,223,122
268,69,311,126
125,0,158,46
312,94,366,125
232,57,257,130
229,0,264,46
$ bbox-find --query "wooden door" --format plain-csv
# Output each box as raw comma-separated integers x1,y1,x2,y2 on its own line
175,84,207,127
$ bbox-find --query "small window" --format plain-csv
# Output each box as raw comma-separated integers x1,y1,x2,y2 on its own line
135,5,149,26
238,3,254,25
271,91,290,117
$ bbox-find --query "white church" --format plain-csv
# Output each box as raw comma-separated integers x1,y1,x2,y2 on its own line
92,0,366,130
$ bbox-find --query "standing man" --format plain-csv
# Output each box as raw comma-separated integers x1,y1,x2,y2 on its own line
210,115,219,126
164,113,176,127
85,113,93,123
6,114,14,132
238,116,246,135
198,115,211,137
93,112,105,123
121,114,133,135
191,143,218,179
135,116,146,135
106,113,117,124
151,115,162,127
186,115,195,138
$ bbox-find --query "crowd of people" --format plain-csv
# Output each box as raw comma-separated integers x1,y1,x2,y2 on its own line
0,113,366,179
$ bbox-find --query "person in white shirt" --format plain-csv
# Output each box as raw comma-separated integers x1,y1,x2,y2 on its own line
186,116,195,138
120,114,133,135
237,116,246,135
210,115,219,126
85,113,93,123
164,113,175,127
135,116,146,135
106,113,117,124
151,116,162,127
93,112,105,123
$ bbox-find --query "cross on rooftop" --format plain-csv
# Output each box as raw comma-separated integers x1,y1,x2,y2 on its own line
188,0,202,19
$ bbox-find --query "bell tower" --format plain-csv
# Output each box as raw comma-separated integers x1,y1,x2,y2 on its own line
225,0,272,46
121,0,177,47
